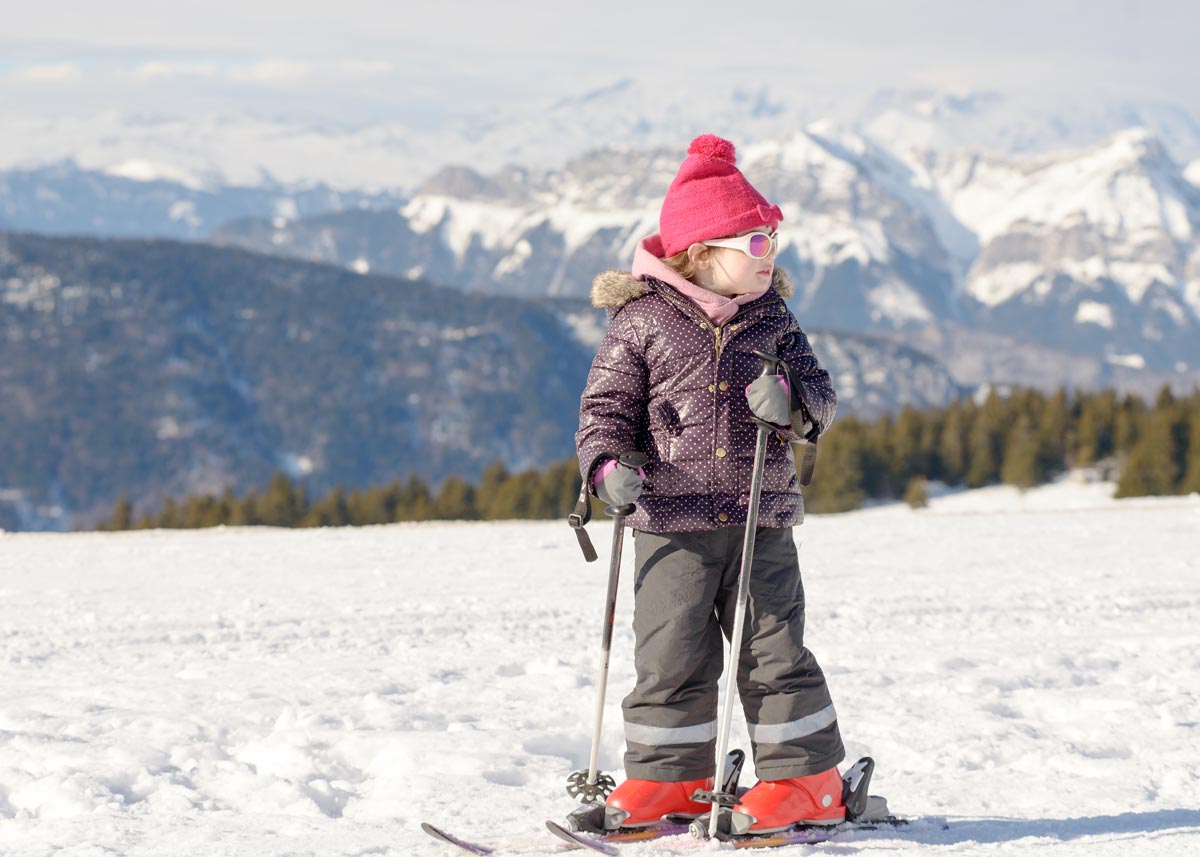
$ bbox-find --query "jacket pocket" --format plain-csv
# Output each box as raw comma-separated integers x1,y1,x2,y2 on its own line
648,400,689,497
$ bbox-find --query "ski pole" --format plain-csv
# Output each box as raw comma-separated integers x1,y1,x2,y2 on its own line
566,452,647,806
708,352,781,839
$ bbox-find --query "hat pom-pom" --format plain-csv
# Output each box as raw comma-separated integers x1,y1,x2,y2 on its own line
687,134,736,163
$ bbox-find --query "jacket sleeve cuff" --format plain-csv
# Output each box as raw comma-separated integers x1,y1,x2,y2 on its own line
584,453,618,496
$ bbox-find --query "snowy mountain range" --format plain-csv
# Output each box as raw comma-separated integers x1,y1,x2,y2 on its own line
6,95,1200,391
0,161,404,240
4,84,1199,191
208,126,1200,381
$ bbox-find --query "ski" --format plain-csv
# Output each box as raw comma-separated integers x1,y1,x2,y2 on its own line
546,814,943,853
422,821,582,855
428,812,939,855
420,822,497,855
422,819,688,856
727,815,912,849
546,819,692,854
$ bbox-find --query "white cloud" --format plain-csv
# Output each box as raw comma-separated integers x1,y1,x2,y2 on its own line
12,63,83,83
335,60,393,78
226,58,392,86
230,59,312,84
134,61,218,79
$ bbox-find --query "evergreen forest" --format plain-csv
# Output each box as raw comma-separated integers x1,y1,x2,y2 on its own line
97,386,1200,530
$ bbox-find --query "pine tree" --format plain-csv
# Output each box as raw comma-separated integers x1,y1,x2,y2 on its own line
217,488,238,526
377,480,404,523
157,497,181,529
938,400,972,485
182,494,223,529
1181,399,1200,495
432,476,477,520
396,476,432,521
860,415,895,498
231,493,259,526
891,406,928,489
258,473,304,527
903,476,928,509
1001,414,1046,490
804,423,865,513
919,411,943,484
1115,399,1184,497
349,485,392,525
536,459,582,519
966,392,1005,487
477,462,511,519
1114,393,1146,456
1074,390,1117,466
491,471,543,519
1166,390,1191,490
305,486,351,527
105,496,134,531
1037,388,1071,475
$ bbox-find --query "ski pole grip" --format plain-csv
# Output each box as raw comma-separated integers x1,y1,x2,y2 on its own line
617,451,649,469
751,349,783,378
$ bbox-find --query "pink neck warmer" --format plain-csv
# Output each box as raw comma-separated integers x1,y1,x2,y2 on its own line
631,234,770,326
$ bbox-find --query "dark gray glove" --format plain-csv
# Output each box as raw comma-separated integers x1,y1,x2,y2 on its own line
592,457,645,506
745,374,791,428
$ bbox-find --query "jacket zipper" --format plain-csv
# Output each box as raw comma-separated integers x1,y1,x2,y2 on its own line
648,279,776,360
714,319,753,358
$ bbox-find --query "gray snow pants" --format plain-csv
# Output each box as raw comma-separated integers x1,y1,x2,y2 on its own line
622,526,845,782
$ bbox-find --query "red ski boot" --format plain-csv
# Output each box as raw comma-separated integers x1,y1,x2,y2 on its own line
603,777,711,828
731,767,845,833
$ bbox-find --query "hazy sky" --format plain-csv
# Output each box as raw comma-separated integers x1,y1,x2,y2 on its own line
3,0,1198,125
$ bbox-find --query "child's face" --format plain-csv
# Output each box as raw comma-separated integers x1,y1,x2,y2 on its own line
695,228,776,297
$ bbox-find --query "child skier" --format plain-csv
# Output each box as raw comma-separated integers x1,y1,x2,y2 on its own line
575,134,843,835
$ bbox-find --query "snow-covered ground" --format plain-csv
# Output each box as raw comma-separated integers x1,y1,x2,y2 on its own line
1,476,1198,856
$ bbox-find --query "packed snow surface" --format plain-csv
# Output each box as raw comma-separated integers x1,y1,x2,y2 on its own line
1,476,1198,856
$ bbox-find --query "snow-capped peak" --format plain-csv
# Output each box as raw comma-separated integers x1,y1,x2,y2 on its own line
935,127,1197,248
104,158,211,191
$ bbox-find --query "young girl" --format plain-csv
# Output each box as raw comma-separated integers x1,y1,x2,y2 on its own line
575,134,843,834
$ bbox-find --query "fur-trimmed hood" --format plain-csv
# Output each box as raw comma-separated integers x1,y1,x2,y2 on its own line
591,234,795,311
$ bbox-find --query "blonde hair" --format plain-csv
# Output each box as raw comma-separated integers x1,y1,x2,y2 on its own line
661,245,712,281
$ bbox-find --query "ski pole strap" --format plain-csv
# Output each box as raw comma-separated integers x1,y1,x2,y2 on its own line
793,439,819,486
568,484,598,562
774,356,822,486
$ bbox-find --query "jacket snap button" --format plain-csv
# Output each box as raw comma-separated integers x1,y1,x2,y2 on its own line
708,384,716,393
718,380,729,392
718,512,729,522
715,447,727,458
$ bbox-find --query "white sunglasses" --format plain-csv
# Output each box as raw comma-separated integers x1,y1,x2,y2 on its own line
701,231,779,260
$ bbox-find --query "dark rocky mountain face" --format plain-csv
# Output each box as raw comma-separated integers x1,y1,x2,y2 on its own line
0,231,591,529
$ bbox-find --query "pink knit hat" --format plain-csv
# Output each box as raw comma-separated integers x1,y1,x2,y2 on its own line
659,134,784,257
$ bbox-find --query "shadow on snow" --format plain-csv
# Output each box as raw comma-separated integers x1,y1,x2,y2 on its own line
906,809,1200,846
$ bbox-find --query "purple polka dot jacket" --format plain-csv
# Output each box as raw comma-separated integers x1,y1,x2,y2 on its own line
576,264,837,533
